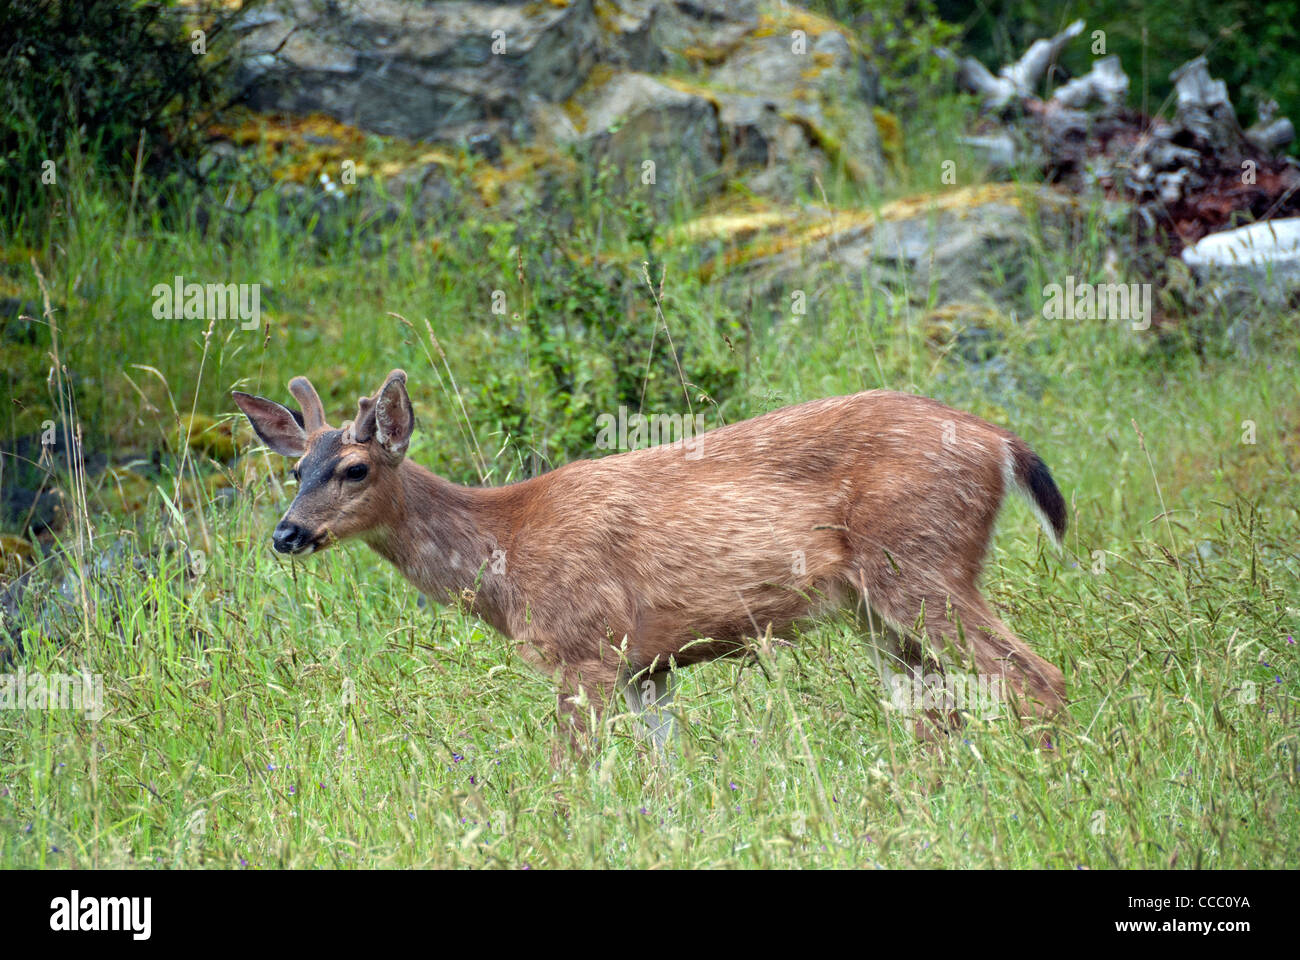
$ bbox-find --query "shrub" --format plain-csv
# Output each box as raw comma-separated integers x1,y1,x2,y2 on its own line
0,0,243,225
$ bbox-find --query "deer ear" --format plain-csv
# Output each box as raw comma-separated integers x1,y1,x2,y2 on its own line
372,369,413,461
232,391,308,456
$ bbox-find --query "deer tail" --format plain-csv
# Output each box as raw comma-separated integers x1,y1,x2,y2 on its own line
1005,438,1067,548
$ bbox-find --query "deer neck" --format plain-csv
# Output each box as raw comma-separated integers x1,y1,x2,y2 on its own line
362,460,514,632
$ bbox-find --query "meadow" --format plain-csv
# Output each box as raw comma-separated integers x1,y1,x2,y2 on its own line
1,90,1297,870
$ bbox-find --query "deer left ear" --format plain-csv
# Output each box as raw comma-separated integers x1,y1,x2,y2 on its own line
232,391,308,456
373,369,414,461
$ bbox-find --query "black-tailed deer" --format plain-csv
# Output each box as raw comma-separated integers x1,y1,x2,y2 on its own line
234,370,1068,757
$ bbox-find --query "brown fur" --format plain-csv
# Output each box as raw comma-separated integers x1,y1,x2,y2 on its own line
234,371,1069,756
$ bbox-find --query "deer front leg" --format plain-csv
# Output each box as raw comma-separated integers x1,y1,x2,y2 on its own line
553,662,617,766
621,668,677,753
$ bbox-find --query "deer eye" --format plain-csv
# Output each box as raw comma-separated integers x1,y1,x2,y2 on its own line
291,467,301,482
344,463,369,482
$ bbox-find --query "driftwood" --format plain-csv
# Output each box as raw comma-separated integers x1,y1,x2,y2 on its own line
941,19,1084,111
947,23,1300,256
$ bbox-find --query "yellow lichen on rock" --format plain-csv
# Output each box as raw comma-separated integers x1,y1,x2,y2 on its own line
658,75,723,109
680,183,1052,280
208,109,459,188
670,208,789,244
561,63,619,134
755,6,863,54
872,108,903,167
0,534,35,578
779,111,869,183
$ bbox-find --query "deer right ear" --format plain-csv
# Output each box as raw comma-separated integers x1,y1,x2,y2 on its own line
372,369,414,461
232,391,308,457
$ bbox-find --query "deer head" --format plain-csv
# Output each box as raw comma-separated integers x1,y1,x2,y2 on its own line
233,369,415,555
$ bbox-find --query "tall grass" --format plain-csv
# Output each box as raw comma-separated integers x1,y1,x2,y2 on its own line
1,101,1296,868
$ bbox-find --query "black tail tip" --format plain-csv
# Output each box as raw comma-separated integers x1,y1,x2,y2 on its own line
1022,454,1067,543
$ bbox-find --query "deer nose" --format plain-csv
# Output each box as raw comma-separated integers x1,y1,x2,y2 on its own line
272,520,311,554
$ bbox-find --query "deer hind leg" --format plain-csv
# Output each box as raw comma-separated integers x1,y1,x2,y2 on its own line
857,573,1066,729
951,593,1067,721
621,668,677,753
852,581,962,738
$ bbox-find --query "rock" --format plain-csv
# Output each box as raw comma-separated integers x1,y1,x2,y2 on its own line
228,0,886,205
235,0,601,141
868,197,1037,304
1180,217,1300,311
564,71,722,196
651,0,758,62
701,24,883,193
594,0,665,72
691,184,1072,318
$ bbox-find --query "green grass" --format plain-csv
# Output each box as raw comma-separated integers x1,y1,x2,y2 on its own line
1,111,1297,868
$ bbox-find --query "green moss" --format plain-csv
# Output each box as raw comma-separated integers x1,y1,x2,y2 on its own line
872,107,904,167
780,110,870,184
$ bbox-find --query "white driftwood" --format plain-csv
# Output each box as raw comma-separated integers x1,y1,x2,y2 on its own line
1051,55,1128,113
1171,57,1243,155
942,19,1084,110
1000,19,1085,99
941,49,1018,110
1182,217,1300,353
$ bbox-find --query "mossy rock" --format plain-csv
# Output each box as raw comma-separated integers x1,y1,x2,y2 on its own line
98,467,154,515
872,108,903,167
179,413,237,462
0,534,35,578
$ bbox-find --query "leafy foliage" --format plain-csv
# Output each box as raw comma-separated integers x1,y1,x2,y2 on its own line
0,0,242,226
471,166,740,472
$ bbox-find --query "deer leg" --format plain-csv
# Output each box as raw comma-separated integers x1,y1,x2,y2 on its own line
949,594,1067,721
553,662,617,766
622,668,677,753
852,587,961,739
861,576,1066,726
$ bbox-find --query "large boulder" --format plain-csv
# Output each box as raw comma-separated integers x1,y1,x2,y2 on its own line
231,0,886,202
235,0,601,141
680,185,1075,318
554,70,724,195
